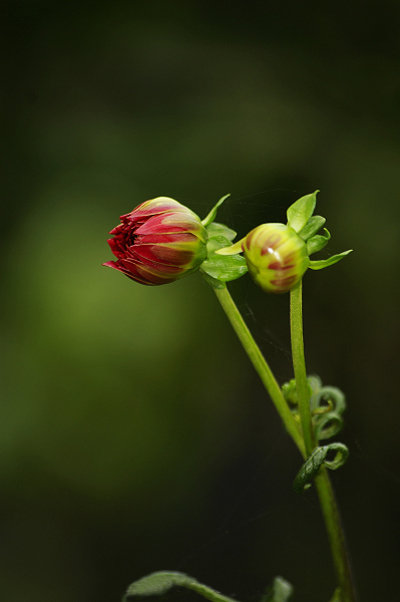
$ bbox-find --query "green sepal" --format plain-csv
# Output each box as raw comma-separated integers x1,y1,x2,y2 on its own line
262,577,294,602
307,228,331,255
206,222,237,242
286,190,319,233
308,250,352,270
200,253,248,283
293,443,349,494
200,222,248,283
215,238,245,256
202,194,231,227
122,571,241,602
200,271,226,289
298,215,326,241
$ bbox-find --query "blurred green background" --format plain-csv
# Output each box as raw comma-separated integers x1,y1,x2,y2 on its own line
2,1,400,601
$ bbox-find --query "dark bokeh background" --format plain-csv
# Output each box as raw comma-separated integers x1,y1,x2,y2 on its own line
2,1,400,601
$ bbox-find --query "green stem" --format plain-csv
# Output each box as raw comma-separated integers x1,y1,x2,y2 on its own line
314,469,357,602
213,285,305,458
213,281,356,602
289,281,316,455
290,280,357,602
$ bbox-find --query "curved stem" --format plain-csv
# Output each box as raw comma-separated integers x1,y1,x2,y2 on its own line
290,281,357,602
213,285,305,457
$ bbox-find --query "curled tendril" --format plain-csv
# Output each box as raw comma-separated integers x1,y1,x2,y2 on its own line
311,385,346,441
307,374,323,396
310,386,346,415
313,412,344,441
283,377,347,442
293,443,349,494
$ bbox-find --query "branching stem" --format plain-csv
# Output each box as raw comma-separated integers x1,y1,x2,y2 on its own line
213,282,357,602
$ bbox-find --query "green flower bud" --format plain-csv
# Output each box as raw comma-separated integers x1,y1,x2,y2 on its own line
215,191,351,292
243,224,310,293
218,223,309,294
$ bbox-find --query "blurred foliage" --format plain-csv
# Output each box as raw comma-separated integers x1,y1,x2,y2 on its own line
1,1,400,601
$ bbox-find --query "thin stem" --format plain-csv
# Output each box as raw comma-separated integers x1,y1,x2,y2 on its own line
289,281,316,455
290,280,357,602
213,285,305,458
314,469,357,602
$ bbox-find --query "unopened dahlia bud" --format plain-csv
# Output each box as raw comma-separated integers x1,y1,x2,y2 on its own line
243,224,309,293
103,197,208,285
218,224,309,294
215,191,351,292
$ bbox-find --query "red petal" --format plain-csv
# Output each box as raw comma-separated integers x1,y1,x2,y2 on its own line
135,213,200,235
121,199,185,222
135,232,197,245
132,243,193,267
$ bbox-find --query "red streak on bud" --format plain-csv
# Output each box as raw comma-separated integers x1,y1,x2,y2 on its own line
260,234,281,255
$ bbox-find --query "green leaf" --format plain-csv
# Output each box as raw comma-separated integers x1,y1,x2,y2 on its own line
286,191,319,233
307,228,331,255
308,250,352,270
123,571,241,602
202,194,231,227
298,215,326,241
124,572,184,598
293,443,349,494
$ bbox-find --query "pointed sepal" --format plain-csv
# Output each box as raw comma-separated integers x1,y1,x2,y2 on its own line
215,238,245,256
206,222,237,242
309,250,352,270
202,194,231,227
307,228,331,255
286,190,319,233
298,215,326,241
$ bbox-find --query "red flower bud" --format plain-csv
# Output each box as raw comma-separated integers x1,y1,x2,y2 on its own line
103,197,208,285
